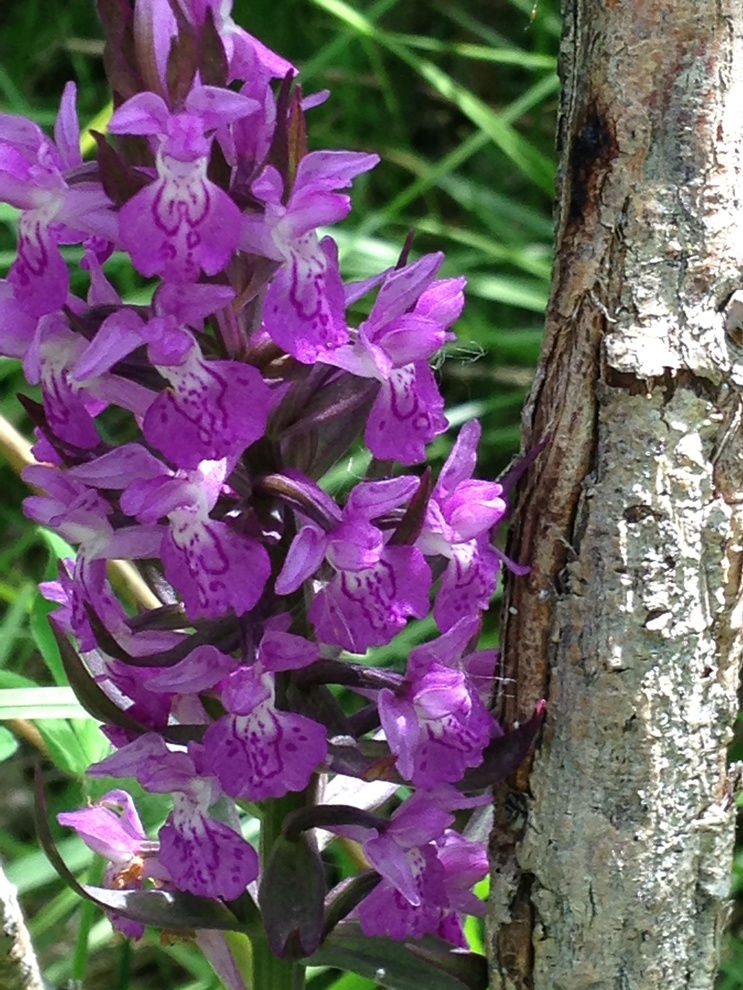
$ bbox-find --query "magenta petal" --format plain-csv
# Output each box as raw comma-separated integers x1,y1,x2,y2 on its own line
120,171,241,282
0,280,37,359
345,476,419,517
69,443,169,490
74,311,144,379
415,276,466,325
369,253,443,325
109,92,169,135
275,525,328,595
204,708,327,801
42,365,100,448
145,645,237,694
434,540,500,632
10,215,69,317
310,546,431,653
378,690,418,780
437,420,481,496
57,789,145,863
220,667,272,716
88,733,169,781
162,513,270,619
294,150,380,194
159,807,258,900
263,235,348,363
259,629,318,671
443,480,506,539
54,82,82,169
155,281,235,326
364,832,421,906
143,358,271,468
365,363,448,465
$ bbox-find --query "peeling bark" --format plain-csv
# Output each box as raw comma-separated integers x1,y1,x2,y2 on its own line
488,2,743,988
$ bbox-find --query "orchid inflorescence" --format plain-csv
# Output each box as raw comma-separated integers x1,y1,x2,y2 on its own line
0,3,543,987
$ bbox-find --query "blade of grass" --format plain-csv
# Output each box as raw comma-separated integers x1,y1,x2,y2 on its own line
309,0,556,195
0,686,97,720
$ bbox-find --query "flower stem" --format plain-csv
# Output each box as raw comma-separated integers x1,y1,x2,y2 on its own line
252,794,307,990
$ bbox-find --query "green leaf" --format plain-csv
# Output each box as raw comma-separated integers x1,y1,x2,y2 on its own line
29,593,66,685
82,886,249,934
306,921,488,990
259,833,326,958
35,719,97,777
0,725,19,762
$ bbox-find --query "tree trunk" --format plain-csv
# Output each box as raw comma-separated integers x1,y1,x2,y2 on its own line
488,2,743,988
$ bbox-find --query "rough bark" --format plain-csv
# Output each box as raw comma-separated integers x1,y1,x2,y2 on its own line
0,860,43,990
488,2,743,988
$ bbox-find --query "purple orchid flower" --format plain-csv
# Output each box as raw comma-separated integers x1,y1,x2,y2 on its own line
72,284,275,469
0,83,117,317
357,826,488,945
276,474,432,653
31,307,154,450
202,618,328,800
322,788,488,944
319,253,464,464
23,464,162,590
40,557,184,730
66,445,271,619
58,789,166,939
109,87,258,282
417,419,521,630
378,618,501,787
174,0,296,83
240,151,379,363
0,279,39,360
89,734,259,901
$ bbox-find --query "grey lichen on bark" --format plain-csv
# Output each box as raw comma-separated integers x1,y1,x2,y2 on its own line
488,2,743,989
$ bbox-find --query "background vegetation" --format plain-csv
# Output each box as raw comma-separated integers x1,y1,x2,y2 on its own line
1,1,739,988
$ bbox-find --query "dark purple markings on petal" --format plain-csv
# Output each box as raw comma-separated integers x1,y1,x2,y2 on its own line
153,174,210,236
163,514,269,620
11,216,69,315
309,561,400,653
171,365,229,445
342,560,398,632
159,811,258,901
287,238,326,323
146,356,269,468
387,366,419,423
366,365,447,465
205,710,326,801
43,369,99,449
155,178,207,278
435,543,499,632
204,711,283,799
263,239,347,362
15,214,52,278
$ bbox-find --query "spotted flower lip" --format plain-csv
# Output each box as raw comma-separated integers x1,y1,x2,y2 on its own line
87,736,259,901
109,88,259,283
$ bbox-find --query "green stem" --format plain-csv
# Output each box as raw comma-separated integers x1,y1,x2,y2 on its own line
252,793,307,990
